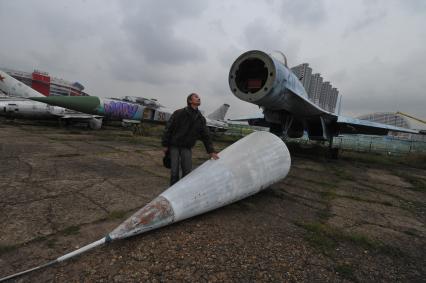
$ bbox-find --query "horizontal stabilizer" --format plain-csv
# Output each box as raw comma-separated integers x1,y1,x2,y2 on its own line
337,116,421,135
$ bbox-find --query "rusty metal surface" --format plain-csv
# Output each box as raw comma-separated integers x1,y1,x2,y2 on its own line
109,195,174,240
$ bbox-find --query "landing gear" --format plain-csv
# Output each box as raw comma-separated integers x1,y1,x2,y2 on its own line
282,116,294,140
328,137,339,159
131,123,143,135
269,116,294,140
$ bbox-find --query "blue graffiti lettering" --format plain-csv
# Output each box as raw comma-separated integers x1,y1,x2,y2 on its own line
104,101,139,119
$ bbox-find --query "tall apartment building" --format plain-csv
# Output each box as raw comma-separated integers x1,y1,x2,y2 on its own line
308,73,323,104
319,81,331,110
329,88,339,113
290,63,312,96
290,63,340,113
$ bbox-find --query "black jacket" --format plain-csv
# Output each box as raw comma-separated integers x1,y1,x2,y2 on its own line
162,107,215,153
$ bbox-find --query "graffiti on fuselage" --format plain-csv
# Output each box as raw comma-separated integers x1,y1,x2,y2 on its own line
104,101,139,119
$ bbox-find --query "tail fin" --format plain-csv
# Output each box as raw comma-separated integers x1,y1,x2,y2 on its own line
0,69,45,98
336,94,342,115
207,104,230,121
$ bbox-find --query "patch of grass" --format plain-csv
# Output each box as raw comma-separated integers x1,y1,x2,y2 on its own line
337,195,394,207
295,221,404,258
333,167,355,181
297,176,338,189
341,151,397,167
134,149,151,154
342,151,426,170
295,222,337,255
266,189,289,200
94,151,119,156
62,225,80,236
0,244,18,255
54,153,81,158
48,136,69,141
317,210,333,221
286,142,330,159
399,154,426,169
142,167,168,179
212,134,242,144
343,233,376,248
319,190,338,201
46,238,57,248
107,210,128,220
377,245,404,257
238,201,258,211
335,264,357,282
395,172,425,192
403,229,418,237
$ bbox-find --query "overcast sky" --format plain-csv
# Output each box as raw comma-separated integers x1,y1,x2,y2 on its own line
0,0,425,120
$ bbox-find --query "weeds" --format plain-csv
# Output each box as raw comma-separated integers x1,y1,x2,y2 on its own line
0,244,18,255
394,172,425,192
107,210,128,220
296,221,404,258
335,264,357,282
62,225,80,236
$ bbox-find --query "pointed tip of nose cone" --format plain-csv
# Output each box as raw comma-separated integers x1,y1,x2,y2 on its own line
30,96,101,114
108,195,175,241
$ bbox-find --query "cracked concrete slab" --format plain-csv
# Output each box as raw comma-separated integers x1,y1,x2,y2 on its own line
0,122,424,282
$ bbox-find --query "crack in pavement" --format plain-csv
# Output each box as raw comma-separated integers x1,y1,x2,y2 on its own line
0,180,105,206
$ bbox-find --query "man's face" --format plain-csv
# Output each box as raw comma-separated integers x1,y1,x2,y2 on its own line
190,94,201,107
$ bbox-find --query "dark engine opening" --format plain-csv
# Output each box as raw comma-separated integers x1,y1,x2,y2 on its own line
235,58,268,93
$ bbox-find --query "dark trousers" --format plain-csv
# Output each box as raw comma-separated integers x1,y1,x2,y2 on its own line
170,146,192,186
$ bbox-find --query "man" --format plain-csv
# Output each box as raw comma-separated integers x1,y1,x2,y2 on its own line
162,93,219,186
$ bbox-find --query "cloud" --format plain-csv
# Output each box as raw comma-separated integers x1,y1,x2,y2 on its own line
278,0,327,27
341,51,426,117
0,0,424,118
342,4,387,37
119,1,207,65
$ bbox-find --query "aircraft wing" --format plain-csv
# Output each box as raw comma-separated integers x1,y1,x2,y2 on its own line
229,113,269,127
336,115,423,135
60,113,103,119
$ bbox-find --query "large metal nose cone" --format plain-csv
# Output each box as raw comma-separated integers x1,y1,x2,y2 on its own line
108,131,291,241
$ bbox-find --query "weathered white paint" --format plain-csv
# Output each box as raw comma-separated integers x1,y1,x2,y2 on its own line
0,70,45,98
161,131,291,221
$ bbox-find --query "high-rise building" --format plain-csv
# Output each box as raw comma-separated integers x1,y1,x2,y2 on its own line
308,73,323,104
319,81,331,110
329,88,339,113
290,63,340,113
290,63,312,95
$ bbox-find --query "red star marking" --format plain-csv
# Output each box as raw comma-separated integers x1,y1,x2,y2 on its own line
0,74,5,82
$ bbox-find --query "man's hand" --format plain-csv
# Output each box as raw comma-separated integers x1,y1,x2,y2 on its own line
209,152,219,160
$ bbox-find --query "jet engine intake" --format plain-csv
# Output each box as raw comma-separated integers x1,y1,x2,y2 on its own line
229,50,308,111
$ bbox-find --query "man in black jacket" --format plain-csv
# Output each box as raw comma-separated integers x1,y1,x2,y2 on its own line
162,93,219,186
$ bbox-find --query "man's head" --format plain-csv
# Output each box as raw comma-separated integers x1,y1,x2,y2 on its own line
187,93,201,108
